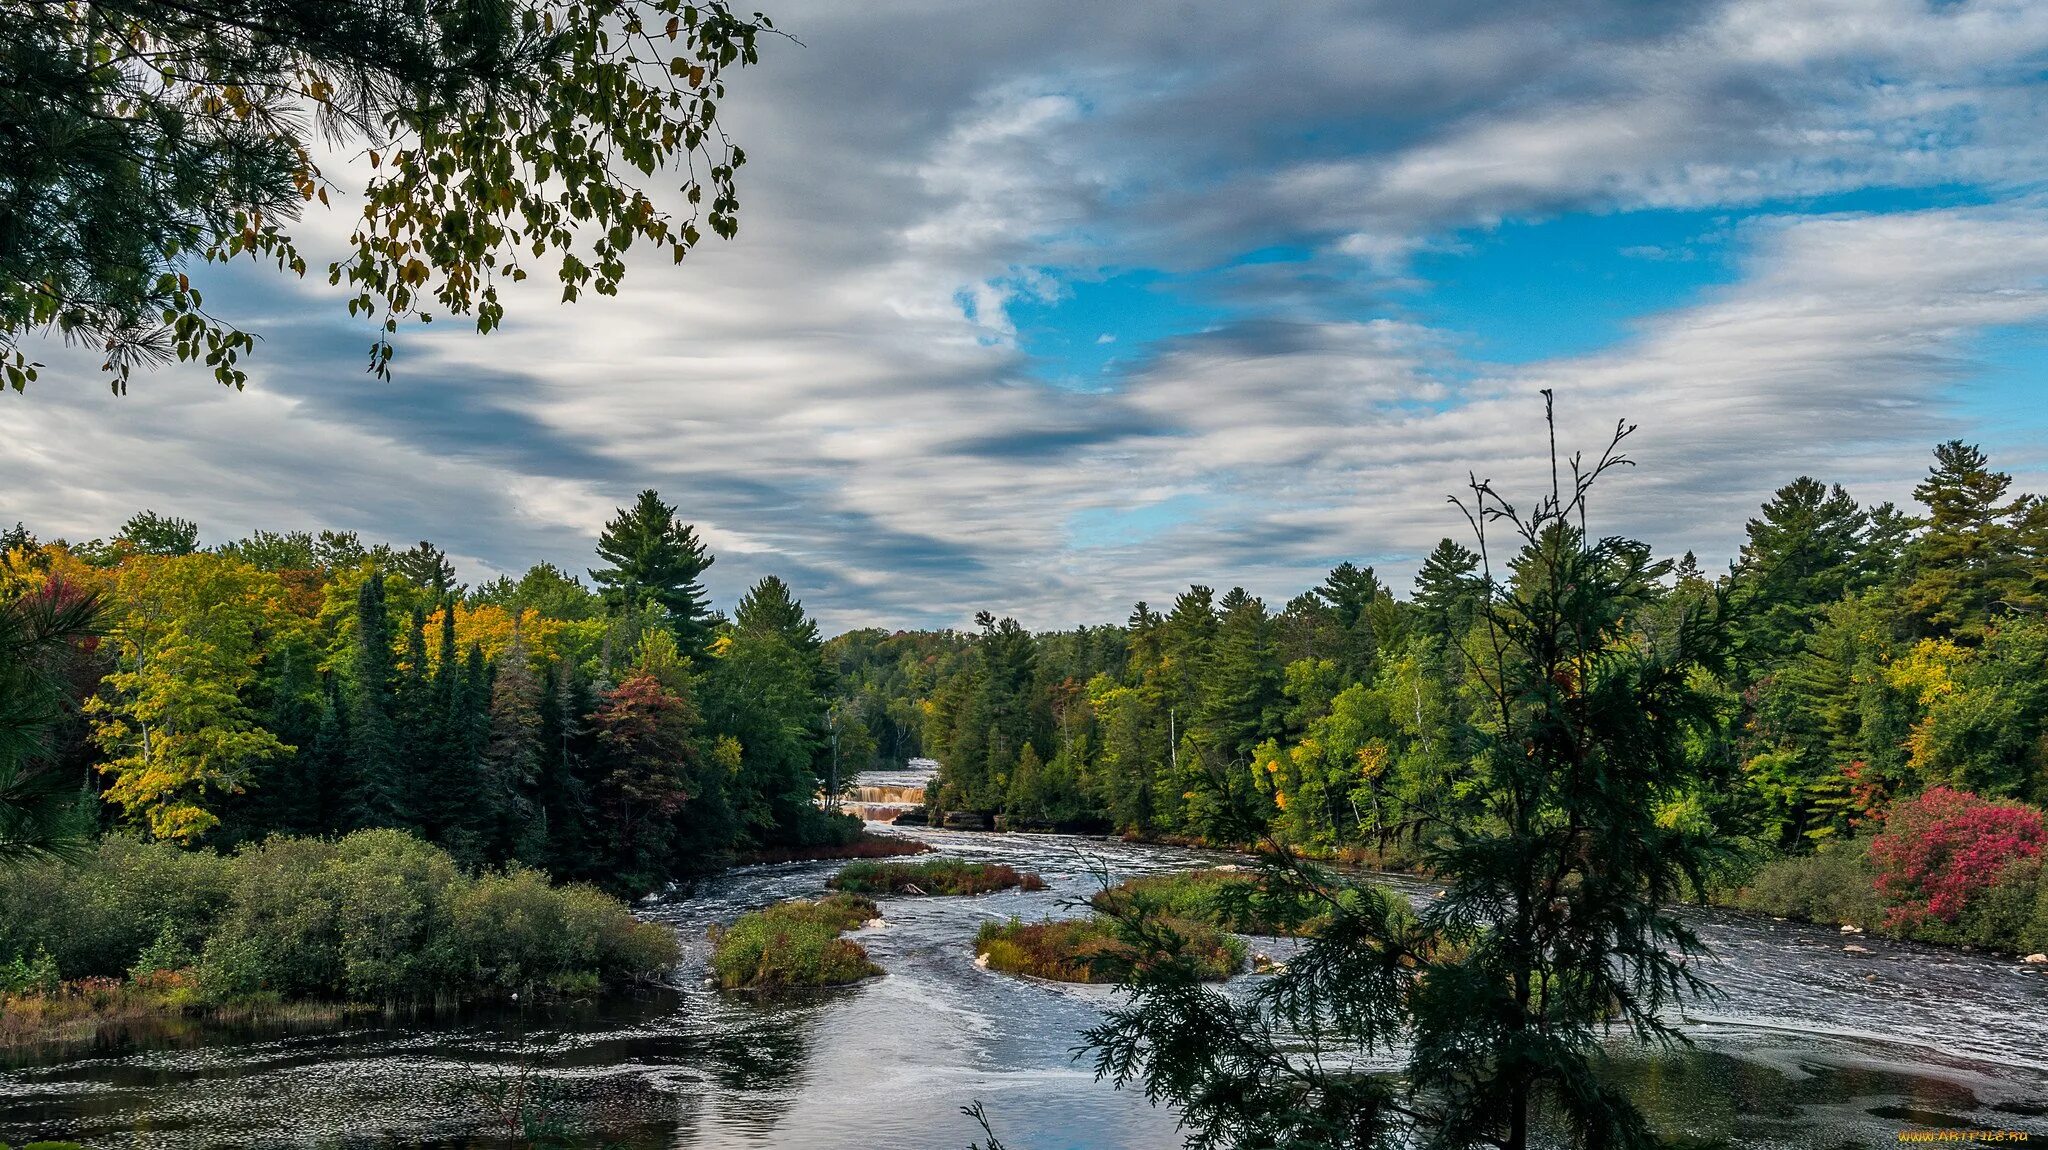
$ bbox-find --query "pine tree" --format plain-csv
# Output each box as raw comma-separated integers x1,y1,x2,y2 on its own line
1200,588,1281,768
1902,441,2033,638
480,629,544,863
590,490,717,655
1413,537,1481,645
344,571,404,828
1316,561,1383,682
1085,404,1735,1150
1729,477,1873,664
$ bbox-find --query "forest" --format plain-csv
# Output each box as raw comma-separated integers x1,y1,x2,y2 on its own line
831,440,2048,952
4,439,2047,964
0,489,861,902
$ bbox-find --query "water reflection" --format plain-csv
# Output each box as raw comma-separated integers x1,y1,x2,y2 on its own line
0,825,2044,1148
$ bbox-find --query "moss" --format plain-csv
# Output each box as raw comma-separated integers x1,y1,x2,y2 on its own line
708,895,884,992
974,916,1246,984
829,858,1046,897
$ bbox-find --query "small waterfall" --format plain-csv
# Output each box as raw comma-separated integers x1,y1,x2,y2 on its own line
844,759,937,823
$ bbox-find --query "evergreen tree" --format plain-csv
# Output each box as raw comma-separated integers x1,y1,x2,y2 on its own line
1413,537,1481,645
590,490,718,655
1728,477,1872,664
1087,410,1736,1150
480,629,543,862
1199,588,1281,768
1902,441,2034,638
389,541,458,598
344,571,404,828
115,511,200,556
1316,561,1383,682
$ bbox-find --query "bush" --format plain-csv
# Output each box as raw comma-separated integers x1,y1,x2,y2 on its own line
708,895,883,992
0,835,231,979
0,829,679,1012
1090,868,1325,936
1869,787,2046,927
974,916,1246,984
1730,842,1887,928
828,858,1045,896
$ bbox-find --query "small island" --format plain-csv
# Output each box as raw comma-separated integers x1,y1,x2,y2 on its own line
708,894,885,992
975,916,1246,984
828,858,1046,896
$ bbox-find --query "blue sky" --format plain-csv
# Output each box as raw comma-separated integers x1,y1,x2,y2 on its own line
7,0,2048,630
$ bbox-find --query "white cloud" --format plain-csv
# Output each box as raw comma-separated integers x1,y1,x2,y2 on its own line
6,0,2048,632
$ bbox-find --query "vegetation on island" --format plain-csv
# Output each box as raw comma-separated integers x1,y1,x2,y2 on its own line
708,894,883,992
828,858,1045,897
974,916,1246,985
1088,868,1327,937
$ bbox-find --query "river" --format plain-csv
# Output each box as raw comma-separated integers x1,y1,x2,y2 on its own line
1,825,2044,1148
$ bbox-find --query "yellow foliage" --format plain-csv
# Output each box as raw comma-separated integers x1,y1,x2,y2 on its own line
86,554,304,842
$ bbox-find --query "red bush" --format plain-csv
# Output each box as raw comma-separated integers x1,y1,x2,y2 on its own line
1869,786,2047,927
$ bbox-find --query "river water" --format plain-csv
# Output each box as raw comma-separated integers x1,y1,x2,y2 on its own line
1,825,2044,1148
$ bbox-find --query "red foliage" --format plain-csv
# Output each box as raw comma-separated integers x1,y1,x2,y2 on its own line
1869,786,2047,926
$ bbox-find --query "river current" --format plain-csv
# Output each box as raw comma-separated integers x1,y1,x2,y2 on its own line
1,825,2044,1148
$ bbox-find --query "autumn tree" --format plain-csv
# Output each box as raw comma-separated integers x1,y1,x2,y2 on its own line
3,0,774,392
87,554,304,841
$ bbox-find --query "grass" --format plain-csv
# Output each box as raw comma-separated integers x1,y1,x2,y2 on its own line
0,974,366,1054
1090,868,1327,936
734,832,934,866
708,894,885,992
974,915,1246,984
828,858,1046,897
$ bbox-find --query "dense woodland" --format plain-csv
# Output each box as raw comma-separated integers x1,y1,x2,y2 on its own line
0,490,859,901
4,439,2047,941
832,441,2048,948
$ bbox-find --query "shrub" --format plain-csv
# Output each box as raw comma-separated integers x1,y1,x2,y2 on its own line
1090,868,1325,936
975,916,1246,984
1869,787,2047,927
0,835,231,978
828,858,1045,897
1731,842,1887,928
2,829,678,1013
708,895,882,992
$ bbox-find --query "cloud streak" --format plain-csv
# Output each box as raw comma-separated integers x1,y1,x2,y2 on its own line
5,0,2047,630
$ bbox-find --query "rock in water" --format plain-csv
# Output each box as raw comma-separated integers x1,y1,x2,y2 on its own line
1843,944,1872,954
973,952,991,970
861,918,886,930
2023,953,2047,964
1840,924,1864,934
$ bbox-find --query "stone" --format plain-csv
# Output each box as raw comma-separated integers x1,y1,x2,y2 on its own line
973,952,991,970
1840,924,1864,934
861,918,886,931
2023,953,2048,965
1843,944,1871,954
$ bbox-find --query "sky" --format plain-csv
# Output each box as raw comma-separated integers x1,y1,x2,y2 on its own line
6,0,2048,632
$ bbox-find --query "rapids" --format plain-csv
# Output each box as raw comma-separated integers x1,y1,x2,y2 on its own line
1,825,2044,1148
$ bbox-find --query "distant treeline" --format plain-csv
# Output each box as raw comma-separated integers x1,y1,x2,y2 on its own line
827,441,2048,875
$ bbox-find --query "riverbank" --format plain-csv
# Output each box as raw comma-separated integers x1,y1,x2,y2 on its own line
732,830,935,866
5,826,2047,1147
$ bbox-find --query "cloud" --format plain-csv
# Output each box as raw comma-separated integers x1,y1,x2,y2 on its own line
6,0,2048,632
